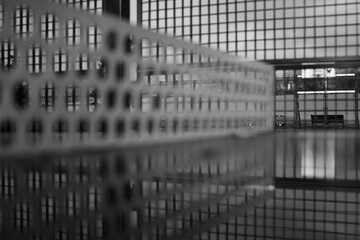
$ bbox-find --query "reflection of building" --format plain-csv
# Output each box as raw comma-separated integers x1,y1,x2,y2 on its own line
138,0,360,128
300,138,336,178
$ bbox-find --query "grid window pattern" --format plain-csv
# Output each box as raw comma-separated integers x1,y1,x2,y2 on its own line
74,53,90,73
96,216,103,238
140,0,360,60
76,220,89,240
0,169,15,199
41,196,56,223
54,226,69,240
0,40,16,71
87,187,101,210
13,5,34,39
0,3,3,31
87,87,99,112
41,13,60,43
65,19,81,47
53,50,69,73
14,202,31,231
40,83,56,112
27,45,46,74
6,1,105,120
28,171,45,192
87,25,102,51
54,161,68,188
66,192,80,217
141,0,360,131
65,85,80,112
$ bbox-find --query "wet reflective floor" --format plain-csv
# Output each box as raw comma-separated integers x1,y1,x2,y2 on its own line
275,131,360,180
230,131,360,240
0,136,274,240
1,131,359,239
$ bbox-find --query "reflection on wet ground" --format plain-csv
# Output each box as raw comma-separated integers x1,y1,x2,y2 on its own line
0,135,274,240
232,131,360,240
1,131,359,239
275,131,360,180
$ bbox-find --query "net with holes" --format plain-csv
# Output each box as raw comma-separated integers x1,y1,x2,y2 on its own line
0,0,273,155
0,0,274,239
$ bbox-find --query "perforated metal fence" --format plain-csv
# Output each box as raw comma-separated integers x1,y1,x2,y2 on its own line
0,0,273,155
0,0,274,239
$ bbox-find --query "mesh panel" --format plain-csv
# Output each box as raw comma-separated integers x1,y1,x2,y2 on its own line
0,0,273,155
0,0,274,239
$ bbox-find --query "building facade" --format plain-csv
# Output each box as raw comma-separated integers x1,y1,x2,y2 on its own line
139,0,360,128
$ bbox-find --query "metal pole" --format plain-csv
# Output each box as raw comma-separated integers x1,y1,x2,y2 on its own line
355,70,359,129
324,76,328,128
294,76,301,129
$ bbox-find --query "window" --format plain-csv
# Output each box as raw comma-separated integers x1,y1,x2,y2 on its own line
13,5,34,38
53,50,68,73
65,19,81,47
41,13,60,43
87,25,102,51
27,45,46,74
41,83,55,112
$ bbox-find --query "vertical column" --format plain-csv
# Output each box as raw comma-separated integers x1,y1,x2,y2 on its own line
294,76,301,129
355,70,359,129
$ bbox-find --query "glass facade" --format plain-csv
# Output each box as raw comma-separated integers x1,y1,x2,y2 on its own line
138,2,360,237
140,0,360,60
137,1,360,237
139,0,360,129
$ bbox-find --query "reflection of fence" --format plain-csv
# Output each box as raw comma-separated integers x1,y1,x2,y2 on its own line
0,0,274,239
0,137,274,240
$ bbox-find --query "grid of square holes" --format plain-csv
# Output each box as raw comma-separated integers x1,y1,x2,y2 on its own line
0,135,274,240
202,188,360,240
0,0,273,154
140,0,360,60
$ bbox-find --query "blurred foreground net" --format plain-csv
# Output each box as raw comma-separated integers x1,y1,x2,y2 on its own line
0,0,274,239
